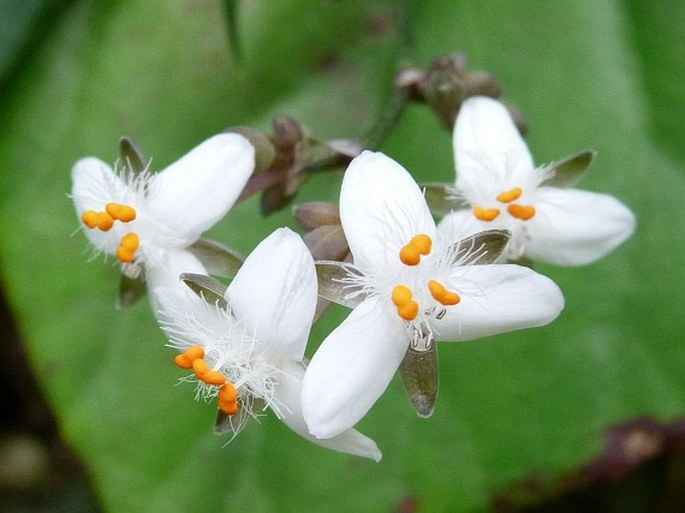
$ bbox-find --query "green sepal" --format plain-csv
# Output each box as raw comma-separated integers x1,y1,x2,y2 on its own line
315,261,366,308
188,238,244,278
118,136,149,176
399,344,439,418
179,273,228,309
227,126,276,173
303,225,349,262
292,201,340,231
117,272,147,309
447,229,512,266
421,182,462,217
541,149,596,188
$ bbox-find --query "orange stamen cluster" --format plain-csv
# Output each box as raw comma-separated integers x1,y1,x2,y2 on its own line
81,203,140,263
428,280,461,306
392,285,419,321
175,345,239,416
399,234,432,265
391,234,462,322
473,187,536,222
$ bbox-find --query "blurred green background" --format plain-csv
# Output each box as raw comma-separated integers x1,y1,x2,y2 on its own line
1,0,684,512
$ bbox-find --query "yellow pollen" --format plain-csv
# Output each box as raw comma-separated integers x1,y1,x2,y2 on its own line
106,202,137,222
116,232,139,263
473,206,500,222
391,285,419,321
391,285,412,305
192,358,227,386
496,187,523,203
399,234,433,265
174,346,205,370
428,280,461,306
507,204,536,221
120,232,139,250
81,210,114,231
218,383,239,415
398,301,419,321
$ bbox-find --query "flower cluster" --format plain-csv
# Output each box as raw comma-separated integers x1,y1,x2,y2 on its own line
71,96,634,461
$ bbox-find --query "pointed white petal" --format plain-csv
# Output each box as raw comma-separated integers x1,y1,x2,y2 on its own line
340,151,436,275
432,264,564,341
147,133,254,242
273,361,381,461
454,96,534,193
525,187,636,266
146,249,208,324
302,298,408,438
71,157,128,253
226,228,316,361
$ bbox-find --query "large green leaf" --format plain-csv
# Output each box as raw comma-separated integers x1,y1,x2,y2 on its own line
0,1,683,512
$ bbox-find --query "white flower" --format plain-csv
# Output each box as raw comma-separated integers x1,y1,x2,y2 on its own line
302,151,564,438
158,228,381,461
71,133,254,290
439,96,635,265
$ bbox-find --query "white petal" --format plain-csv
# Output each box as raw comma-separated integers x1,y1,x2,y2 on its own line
226,228,316,361
432,264,564,341
273,361,381,461
524,187,635,265
454,96,534,193
340,151,436,275
71,157,128,254
147,133,254,242
146,249,208,325
302,298,408,438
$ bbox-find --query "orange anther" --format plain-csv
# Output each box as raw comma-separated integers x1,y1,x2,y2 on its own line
496,187,523,203
81,210,99,229
174,346,205,369
392,285,413,307
218,400,239,416
399,233,432,265
391,285,418,320
507,204,536,221
473,206,500,222
106,203,136,222
120,232,139,250
218,383,239,415
409,234,432,255
399,245,420,265
398,301,419,321
428,280,460,306
116,246,135,263
219,383,238,403
192,358,226,385
97,212,114,231
200,370,226,386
